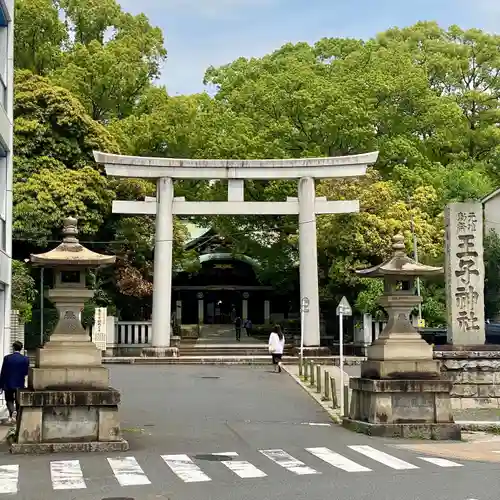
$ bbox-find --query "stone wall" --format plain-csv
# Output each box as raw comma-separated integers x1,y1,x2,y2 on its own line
434,349,500,409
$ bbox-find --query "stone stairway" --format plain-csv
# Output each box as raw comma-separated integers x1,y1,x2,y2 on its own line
179,324,293,357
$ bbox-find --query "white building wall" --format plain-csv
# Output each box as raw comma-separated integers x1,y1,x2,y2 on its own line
484,195,500,237
0,0,13,361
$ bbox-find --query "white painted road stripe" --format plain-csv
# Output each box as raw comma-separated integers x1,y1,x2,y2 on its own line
213,452,267,479
162,454,212,483
349,446,419,470
0,465,18,494
259,449,320,475
417,457,463,467
50,460,86,490
301,423,331,427
107,457,151,486
306,447,372,472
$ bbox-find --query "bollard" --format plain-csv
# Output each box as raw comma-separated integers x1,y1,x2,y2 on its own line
299,361,303,377
343,385,350,417
316,365,321,393
306,361,312,381
331,377,338,408
310,362,315,387
323,371,330,401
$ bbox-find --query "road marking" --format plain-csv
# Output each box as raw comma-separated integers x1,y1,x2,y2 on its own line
213,452,267,479
162,454,212,483
50,460,86,490
301,423,331,427
306,447,372,472
259,449,320,475
107,457,151,486
417,457,463,467
349,446,419,470
0,465,18,494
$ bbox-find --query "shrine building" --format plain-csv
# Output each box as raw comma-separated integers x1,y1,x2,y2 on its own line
172,224,297,330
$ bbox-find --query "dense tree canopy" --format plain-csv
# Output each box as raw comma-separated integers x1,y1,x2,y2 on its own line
11,7,500,329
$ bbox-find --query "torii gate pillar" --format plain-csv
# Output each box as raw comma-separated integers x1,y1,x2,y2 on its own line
151,177,174,353
94,151,379,357
298,177,321,346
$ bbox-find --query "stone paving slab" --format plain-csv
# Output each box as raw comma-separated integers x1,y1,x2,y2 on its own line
394,432,500,463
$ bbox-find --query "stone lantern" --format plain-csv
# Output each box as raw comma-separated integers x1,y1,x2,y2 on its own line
343,234,460,440
11,217,129,453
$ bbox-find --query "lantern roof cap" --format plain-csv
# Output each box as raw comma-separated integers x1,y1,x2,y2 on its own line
30,217,116,268
355,234,443,278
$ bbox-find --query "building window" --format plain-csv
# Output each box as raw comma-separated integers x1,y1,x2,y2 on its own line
0,218,5,252
0,25,7,110
0,156,6,220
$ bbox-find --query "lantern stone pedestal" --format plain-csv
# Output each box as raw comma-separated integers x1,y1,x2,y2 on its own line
342,235,461,440
11,218,129,454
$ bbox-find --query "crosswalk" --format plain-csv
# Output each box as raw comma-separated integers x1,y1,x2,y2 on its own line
0,444,465,494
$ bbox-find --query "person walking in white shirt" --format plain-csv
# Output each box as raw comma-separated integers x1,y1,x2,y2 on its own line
268,325,285,373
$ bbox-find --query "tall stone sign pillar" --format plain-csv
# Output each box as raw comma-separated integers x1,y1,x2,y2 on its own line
445,202,485,346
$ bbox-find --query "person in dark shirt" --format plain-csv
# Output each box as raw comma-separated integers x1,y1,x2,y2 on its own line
234,316,242,341
0,341,29,423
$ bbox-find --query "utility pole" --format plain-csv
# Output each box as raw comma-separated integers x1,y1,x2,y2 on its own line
408,197,422,321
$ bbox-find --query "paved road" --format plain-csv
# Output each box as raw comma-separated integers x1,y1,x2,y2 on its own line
0,365,498,500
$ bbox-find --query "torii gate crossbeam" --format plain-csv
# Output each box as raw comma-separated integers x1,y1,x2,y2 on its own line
94,151,379,357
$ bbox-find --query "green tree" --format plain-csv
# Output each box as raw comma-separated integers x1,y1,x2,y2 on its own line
13,71,119,245
14,0,166,121
11,260,37,322
54,2,167,121
14,0,67,74
14,164,115,244
14,71,118,179
485,230,500,320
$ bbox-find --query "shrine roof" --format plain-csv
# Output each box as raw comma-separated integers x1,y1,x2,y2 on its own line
355,234,443,278
31,217,116,267
482,187,500,204
185,223,210,245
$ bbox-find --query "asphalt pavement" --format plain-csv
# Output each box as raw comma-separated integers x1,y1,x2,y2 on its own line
0,364,498,500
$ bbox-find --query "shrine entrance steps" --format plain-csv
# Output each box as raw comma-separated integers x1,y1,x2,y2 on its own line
179,324,293,357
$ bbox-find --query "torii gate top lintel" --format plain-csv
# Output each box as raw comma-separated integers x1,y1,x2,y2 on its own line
93,151,379,180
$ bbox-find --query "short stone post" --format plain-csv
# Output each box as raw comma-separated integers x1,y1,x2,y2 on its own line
316,365,321,393
323,371,330,401
310,362,315,387
331,377,338,408
304,361,310,381
343,385,349,417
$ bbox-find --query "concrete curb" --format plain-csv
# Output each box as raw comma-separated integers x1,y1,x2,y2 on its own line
281,365,342,424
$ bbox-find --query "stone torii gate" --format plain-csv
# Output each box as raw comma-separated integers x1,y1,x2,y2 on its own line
94,151,379,357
